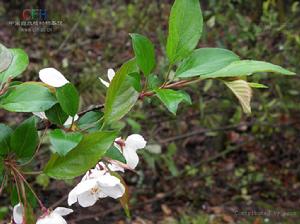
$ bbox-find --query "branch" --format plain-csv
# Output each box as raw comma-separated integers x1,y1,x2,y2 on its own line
37,78,200,130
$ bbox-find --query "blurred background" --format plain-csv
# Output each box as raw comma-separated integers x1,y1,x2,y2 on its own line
0,0,300,223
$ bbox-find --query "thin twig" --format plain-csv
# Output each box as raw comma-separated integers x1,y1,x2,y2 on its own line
77,104,104,116
0,171,7,196
12,166,46,210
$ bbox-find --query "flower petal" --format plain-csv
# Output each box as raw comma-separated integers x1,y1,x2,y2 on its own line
107,68,115,82
125,134,147,151
108,163,125,172
39,68,69,88
63,115,79,126
123,146,140,169
97,174,125,199
97,173,120,187
98,191,108,198
33,112,47,120
101,183,125,199
68,179,98,206
37,213,67,224
71,179,98,195
77,191,98,207
99,78,110,87
13,203,24,224
53,207,73,216
67,188,78,206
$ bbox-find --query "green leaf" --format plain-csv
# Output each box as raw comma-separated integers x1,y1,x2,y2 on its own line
0,83,57,112
104,59,139,124
44,131,118,179
56,83,79,117
0,124,13,156
155,89,191,115
0,49,29,83
166,0,203,64
248,82,268,88
78,111,103,131
49,129,83,156
223,79,252,114
0,44,13,73
130,33,156,76
45,103,69,126
176,48,240,78
104,146,126,164
202,60,295,79
10,117,38,159
128,72,142,92
148,74,161,90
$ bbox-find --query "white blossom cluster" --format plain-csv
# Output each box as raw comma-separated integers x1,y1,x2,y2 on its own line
12,68,147,224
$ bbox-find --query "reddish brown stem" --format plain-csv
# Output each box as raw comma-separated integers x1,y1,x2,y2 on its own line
139,78,200,99
11,166,46,210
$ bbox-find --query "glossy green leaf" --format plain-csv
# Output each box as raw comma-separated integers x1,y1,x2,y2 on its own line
148,74,161,90
44,131,118,179
0,83,57,112
155,89,191,115
10,117,38,159
56,83,79,117
0,124,13,156
0,49,29,83
166,0,203,64
45,103,69,126
223,79,252,114
202,60,295,79
0,44,13,73
130,33,155,76
78,111,103,131
176,48,240,78
104,59,139,124
49,129,83,156
104,146,126,164
128,72,142,92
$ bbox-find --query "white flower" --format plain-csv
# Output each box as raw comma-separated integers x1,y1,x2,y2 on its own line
39,68,69,88
99,68,115,87
36,207,73,224
107,162,125,172
32,113,78,127
115,134,147,169
13,203,24,224
35,68,78,124
33,112,48,120
68,168,125,207
63,115,79,126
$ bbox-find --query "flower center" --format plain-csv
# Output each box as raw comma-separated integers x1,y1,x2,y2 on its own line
90,186,100,195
